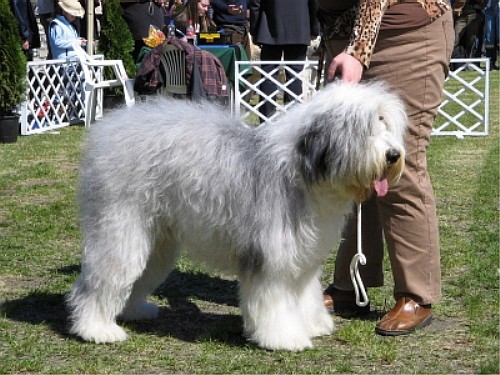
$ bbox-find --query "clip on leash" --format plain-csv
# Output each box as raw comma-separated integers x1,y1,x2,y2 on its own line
349,202,369,307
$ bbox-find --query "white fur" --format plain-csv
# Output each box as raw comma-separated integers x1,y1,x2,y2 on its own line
67,82,407,351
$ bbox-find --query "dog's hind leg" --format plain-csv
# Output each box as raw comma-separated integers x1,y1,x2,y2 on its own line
120,233,180,321
67,212,154,343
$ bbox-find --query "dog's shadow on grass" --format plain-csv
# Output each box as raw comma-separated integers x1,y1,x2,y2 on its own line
129,269,246,347
1,267,246,347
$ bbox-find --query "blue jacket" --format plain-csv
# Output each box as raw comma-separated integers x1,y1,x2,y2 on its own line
49,16,81,60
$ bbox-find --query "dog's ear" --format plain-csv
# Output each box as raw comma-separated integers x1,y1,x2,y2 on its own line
296,122,331,185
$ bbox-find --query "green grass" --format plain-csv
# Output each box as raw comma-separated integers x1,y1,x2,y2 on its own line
0,73,498,374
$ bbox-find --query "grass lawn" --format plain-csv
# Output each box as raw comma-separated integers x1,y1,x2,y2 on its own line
0,72,498,374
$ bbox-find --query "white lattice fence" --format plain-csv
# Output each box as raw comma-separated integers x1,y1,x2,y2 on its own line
21,58,490,136
235,59,490,136
21,58,104,135
234,60,320,124
434,58,490,137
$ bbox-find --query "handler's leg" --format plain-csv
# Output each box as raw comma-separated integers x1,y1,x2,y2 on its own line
366,10,454,335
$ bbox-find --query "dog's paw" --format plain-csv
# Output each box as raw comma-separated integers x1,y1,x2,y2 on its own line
120,301,159,321
250,330,313,351
306,311,334,338
258,336,313,351
73,321,128,344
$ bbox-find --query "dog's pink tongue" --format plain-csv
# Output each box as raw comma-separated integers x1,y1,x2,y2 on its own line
374,179,389,197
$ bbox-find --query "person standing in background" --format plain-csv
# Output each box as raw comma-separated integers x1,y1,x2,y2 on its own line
211,0,250,56
48,0,86,121
10,0,41,61
37,0,55,56
453,0,487,58
248,0,319,122
483,0,499,69
120,0,167,62
49,0,86,60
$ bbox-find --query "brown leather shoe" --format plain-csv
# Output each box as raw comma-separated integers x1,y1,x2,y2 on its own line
323,285,370,316
375,297,432,336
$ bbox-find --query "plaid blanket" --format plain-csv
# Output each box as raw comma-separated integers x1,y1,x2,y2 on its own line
136,38,229,98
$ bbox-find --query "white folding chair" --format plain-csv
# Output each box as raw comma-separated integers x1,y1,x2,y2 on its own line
71,42,135,127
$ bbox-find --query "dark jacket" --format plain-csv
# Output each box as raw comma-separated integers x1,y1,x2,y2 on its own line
121,1,165,40
211,0,248,27
249,0,319,45
10,0,41,48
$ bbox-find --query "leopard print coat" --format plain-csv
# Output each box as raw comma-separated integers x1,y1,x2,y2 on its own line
319,0,450,68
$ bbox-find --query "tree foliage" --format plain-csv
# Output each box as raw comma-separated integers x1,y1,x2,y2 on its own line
98,0,136,79
0,0,27,115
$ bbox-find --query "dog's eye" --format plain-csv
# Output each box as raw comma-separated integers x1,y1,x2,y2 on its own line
379,116,384,121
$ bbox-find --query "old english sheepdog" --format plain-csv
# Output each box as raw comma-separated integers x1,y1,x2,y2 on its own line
67,82,407,351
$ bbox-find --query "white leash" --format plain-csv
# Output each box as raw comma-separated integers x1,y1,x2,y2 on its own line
349,202,369,306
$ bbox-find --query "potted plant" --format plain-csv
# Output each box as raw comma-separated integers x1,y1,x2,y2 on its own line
97,0,136,107
0,0,27,143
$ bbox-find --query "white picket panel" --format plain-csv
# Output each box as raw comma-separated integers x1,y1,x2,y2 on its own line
234,60,320,125
20,58,104,135
434,58,490,137
20,57,490,137
235,58,491,137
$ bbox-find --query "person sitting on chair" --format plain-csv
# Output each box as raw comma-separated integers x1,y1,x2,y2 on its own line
175,0,216,34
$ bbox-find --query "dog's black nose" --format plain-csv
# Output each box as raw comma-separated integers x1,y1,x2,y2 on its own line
385,149,401,165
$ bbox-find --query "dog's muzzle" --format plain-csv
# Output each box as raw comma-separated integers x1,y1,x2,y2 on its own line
385,148,401,165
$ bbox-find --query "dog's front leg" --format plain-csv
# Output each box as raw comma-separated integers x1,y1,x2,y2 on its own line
238,272,313,351
296,268,334,338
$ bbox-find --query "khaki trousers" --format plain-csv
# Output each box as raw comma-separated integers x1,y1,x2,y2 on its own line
324,9,454,304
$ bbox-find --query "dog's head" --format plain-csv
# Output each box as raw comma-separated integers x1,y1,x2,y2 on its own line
295,81,407,202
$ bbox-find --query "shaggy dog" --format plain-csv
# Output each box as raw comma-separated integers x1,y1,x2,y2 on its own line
67,82,407,351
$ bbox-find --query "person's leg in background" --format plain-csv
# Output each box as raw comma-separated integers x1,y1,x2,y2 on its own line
282,44,307,105
453,11,479,58
258,44,284,122
461,11,481,58
473,11,485,60
484,4,499,70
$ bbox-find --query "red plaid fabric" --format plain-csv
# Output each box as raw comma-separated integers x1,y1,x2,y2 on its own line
137,38,229,98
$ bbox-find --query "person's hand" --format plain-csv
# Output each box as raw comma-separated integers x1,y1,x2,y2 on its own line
327,52,363,83
22,39,29,51
79,38,87,47
227,4,243,15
